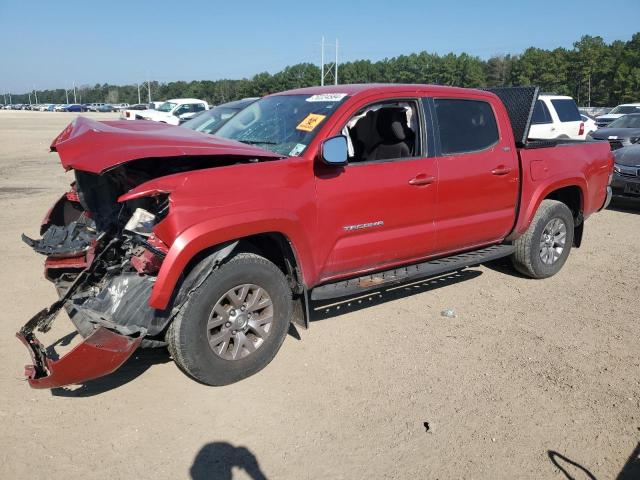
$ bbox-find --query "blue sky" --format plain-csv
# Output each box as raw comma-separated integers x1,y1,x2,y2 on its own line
0,0,637,93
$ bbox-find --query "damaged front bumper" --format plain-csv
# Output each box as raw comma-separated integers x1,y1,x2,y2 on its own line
17,320,142,389
16,233,166,389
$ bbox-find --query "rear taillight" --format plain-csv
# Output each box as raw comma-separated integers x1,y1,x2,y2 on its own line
578,122,584,136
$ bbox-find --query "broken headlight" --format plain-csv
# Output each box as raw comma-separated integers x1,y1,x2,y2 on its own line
122,193,169,236
124,208,156,236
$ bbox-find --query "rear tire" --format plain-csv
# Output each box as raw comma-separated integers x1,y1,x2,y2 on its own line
511,200,574,279
167,252,292,386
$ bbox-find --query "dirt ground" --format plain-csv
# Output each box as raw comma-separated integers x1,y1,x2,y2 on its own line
0,110,638,480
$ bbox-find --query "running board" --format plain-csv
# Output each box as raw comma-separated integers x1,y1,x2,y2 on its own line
310,244,515,301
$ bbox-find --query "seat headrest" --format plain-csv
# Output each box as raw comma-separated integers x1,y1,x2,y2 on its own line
377,108,407,142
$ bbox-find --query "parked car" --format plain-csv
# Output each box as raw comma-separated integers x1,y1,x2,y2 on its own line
588,113,640,150
529,94,585,140
580,114,597,135
54,104,67,112
148,101,163,110
120,103,150,119
17,85,613,389
97,104,116,112
181,97,259,134
595,103,640,128
63,104,86,112
122,98,209,125
111,103,130,111
86,103,106,112
47,104,56,112
610,145,640,199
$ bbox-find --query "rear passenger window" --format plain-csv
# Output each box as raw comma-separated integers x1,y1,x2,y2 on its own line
531,100,552,124
434,99,499,155
551,99,581,122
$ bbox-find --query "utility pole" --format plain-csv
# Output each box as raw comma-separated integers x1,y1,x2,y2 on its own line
33,85,38,104
335,38,339,85
588,74,591,108
65,89,69,104
29,92,32,105
320,37,339,86
73,81,77,103
137,83,141,104
321,36,325,86
147,79,151,103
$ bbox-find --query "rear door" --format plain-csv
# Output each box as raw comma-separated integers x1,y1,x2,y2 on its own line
429,96,519,254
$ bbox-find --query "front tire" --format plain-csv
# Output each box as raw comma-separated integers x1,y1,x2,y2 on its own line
167,252,292,386
511,200,574,279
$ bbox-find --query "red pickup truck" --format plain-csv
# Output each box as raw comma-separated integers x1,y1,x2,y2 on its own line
18,84,613,388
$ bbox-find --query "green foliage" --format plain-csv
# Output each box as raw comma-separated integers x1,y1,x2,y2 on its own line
6,33,640,107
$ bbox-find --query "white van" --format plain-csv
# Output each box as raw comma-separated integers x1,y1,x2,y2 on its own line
529,95,585,140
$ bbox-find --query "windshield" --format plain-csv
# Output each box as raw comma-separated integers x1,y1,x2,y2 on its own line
215,93,348,156
609,105,640,115
608,114,640,128
182,106,239,134
157,102,177,112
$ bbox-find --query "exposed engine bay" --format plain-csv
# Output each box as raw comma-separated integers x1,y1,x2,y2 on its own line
18,155,256,388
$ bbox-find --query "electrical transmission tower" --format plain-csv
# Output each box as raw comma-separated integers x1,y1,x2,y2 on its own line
320,36,339,86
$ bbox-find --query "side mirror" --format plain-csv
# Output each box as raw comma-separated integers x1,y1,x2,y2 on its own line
321,135,348,166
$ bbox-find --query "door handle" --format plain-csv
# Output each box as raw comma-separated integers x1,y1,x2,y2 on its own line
409,174,436,186
491,166,512,176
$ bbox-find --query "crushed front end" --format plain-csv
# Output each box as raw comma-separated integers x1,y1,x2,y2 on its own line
17,116,283,388
18,168,172,389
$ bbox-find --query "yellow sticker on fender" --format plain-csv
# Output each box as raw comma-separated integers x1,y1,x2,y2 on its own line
296,113,326,132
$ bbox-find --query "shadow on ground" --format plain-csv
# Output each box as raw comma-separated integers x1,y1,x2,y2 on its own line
191,442,268,480
548,443,640,480
50,347,171,397
608,197,640,214
43,269,480,395
309,269,483,323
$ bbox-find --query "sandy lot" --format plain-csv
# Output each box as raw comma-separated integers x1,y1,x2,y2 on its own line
0,110,638,479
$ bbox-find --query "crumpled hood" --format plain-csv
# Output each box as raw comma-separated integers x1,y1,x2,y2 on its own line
614,144,640,166
591,127,640,140
51,116,282,174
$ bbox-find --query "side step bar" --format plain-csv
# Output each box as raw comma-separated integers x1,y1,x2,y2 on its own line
310,244,515,301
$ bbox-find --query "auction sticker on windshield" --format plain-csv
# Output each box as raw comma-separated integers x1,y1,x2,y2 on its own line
305,93,347,102
296,113,326,132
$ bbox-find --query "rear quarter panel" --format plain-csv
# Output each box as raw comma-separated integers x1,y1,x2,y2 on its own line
512,141,613,237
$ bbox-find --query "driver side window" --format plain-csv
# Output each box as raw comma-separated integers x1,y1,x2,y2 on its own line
343,101,421,163
174,104,190,116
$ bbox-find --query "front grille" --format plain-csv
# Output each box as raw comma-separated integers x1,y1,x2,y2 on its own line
608,139,624,150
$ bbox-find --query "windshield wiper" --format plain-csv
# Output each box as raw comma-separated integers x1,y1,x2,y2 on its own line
238,140,277,145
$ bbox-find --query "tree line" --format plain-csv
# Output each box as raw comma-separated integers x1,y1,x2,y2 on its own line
6,33,640,108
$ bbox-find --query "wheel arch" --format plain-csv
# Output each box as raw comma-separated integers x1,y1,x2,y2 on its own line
511,178,587,244
543,185,584,247
149,217,313,327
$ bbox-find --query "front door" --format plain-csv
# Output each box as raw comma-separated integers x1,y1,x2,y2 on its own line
314,99,438,281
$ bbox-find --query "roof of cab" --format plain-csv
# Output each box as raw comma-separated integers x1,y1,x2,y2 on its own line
271,83,492,98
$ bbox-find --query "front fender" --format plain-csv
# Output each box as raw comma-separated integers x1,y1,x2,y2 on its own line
148,210,316,310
